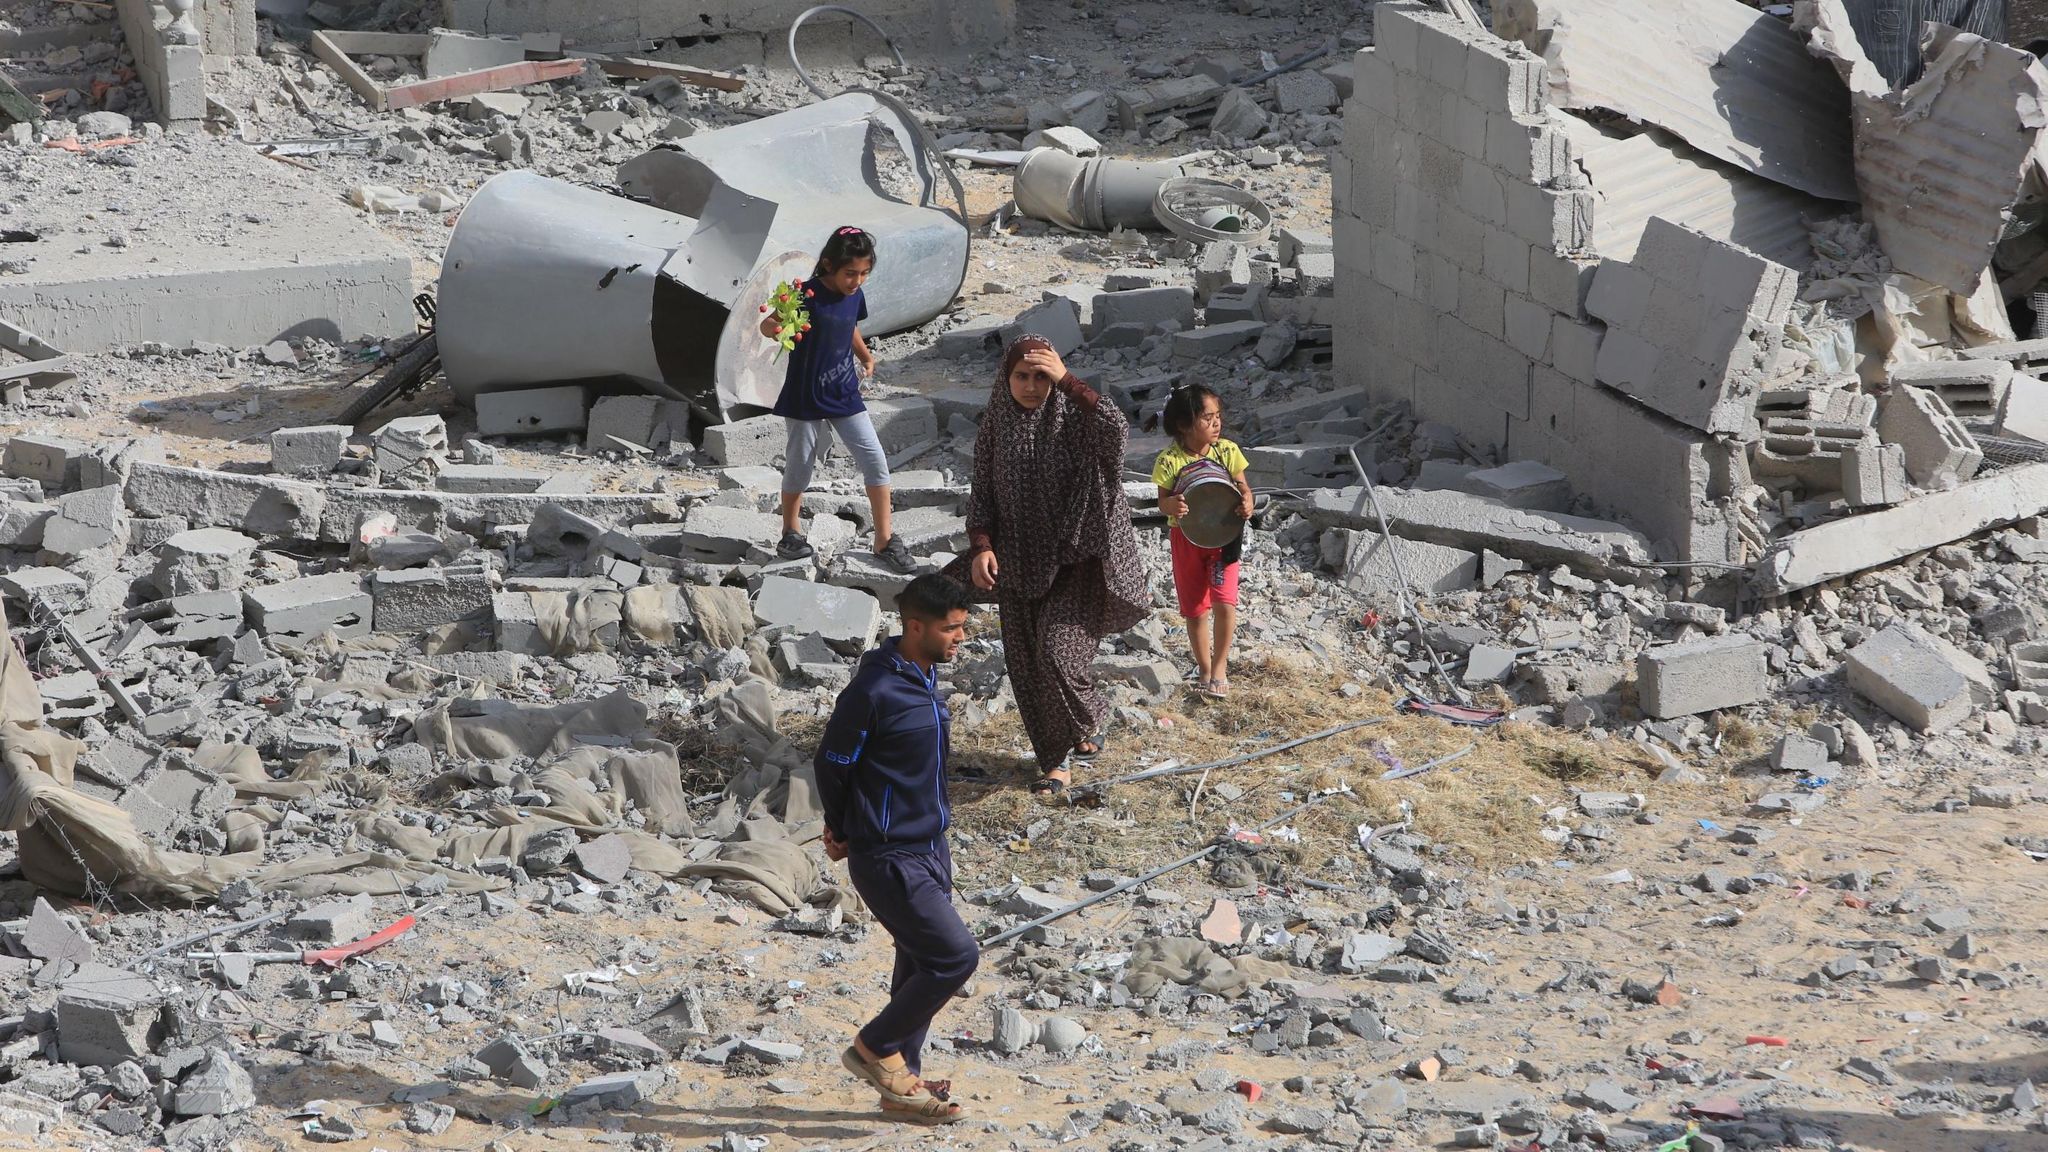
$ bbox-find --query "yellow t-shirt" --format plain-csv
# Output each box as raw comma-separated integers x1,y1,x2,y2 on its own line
1152,438,1249,527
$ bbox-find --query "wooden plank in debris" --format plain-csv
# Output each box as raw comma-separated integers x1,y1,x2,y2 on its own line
0,356,71,384
381,58,584,110
575,53,746,91
308,30,391,110
0,70,40,126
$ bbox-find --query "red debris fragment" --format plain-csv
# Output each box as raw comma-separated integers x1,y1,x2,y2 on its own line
1745,1035,1788,1047
1234,1080,1262,1104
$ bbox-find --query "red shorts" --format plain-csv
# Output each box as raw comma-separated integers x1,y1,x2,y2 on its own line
1170,526,1240,619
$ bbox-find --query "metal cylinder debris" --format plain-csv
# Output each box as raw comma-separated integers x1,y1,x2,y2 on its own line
1012,148,1186,232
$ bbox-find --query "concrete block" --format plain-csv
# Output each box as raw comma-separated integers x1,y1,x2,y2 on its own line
752,575,880,652
125,462,325,538
288,894,374,944
0,497,55,550
1463,35,1543,115
1845,623,1979,732
1270,69,1339,112
1092,287,1196,333
527,503,609,558
1637,635,1767,719
243,573,371,641
704,414,787,468
680,505,782,563
425,28,525,77
56,963,163,1067
1320,528,1478,598
4,434,89,492
372,566,493,632
1842,440,1909,507
0,565,86,610
866,397,940,456
1458,460,1569,512
1001,296,1085,355
1997,373,2048,444
152,528,257,596
435,464,554,493
1210,87,1269,139
586,394,663,452
1889,358,2012,418
270,425,350,476
1502,294,1551,361
1196,243,1251,306
1278,228,1334,268
1206,283,1268,324
373,414,449,478
886,505,969,555
473,385,590,437
1172,321,1267,359
1878,385,1983,487
41,484,128,558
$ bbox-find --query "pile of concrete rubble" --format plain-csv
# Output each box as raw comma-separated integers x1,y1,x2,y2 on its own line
1,0,2045,1149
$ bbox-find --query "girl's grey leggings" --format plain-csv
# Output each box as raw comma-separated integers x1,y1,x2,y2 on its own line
782,411,891,494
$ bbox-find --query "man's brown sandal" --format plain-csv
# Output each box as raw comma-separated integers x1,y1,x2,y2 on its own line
881,1094,965,1123
840,1046,919,1102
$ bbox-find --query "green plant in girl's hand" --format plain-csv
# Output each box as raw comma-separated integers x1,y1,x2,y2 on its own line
760,280,813,360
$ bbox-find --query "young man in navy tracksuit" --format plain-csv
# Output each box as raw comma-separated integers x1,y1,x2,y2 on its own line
816,574,977,1124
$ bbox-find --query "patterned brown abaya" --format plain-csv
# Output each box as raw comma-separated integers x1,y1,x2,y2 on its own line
963,336,1149,771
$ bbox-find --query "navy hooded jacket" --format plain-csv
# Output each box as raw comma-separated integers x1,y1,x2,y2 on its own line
814,638,952,853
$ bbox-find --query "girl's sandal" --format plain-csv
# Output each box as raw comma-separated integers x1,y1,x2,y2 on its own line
881,1095,966,1124
1207,677,1230,699
840,1046,918,1103
1071,732,1107,762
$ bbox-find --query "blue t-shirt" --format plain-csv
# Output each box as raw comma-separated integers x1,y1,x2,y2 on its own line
772,278,868,420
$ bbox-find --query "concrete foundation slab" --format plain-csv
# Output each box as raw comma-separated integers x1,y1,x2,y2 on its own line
0,140,414,353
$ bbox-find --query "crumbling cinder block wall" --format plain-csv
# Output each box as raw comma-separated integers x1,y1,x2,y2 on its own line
112,0,206,124
1334,1,1792,565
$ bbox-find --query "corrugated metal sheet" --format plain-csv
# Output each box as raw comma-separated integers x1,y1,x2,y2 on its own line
1809,0,2048,294
1560,116,1839,269
1497,0,1860,201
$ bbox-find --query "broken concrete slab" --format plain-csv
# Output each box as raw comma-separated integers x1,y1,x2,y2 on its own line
0,139,414,354
151,528,257,596
314,489,648,545
752,576,880,652
473,385,590,436
680,505,783,564
1457,460,1570,512
1755,463,2048,595
1637,634,1767,718
1320,528,1479,598
268,425,351,475
126,462,326,539
3,433,88,491
1999,374,2048,445
704,414,786,469
1304,486,1658,580
371,567,494,632
56,963,163,1067
243,572,372,642
1845,622,1981,732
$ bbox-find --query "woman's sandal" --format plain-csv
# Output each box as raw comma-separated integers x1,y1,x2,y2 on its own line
1071,732,1107,763
840,1045,919,1103
1032,763,1071,795
1206,677,1230,699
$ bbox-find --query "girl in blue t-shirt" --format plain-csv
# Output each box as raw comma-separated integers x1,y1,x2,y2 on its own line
758,226,914,574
